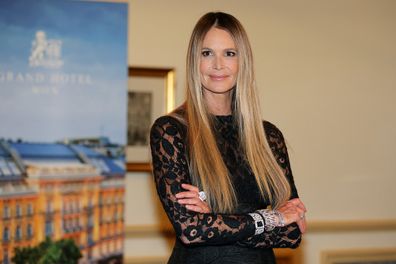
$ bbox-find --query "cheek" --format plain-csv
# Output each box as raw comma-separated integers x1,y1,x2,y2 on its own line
225,60,239,76
230,64,239,81
230,63,238,85
232,62,239,75
199,61,209,76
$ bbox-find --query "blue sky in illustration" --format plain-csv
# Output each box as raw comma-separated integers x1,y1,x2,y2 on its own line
0,0,128,145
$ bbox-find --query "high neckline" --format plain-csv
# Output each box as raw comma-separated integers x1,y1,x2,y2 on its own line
215,114,233,118
214,114,233,121
214,115,235,128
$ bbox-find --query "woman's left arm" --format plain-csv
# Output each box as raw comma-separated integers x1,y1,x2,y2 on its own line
239,121,306,248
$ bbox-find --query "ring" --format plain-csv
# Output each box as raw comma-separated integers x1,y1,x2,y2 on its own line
198,191,207,202
300,214,305,219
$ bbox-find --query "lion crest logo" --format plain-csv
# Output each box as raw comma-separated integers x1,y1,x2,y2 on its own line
29,30,63,69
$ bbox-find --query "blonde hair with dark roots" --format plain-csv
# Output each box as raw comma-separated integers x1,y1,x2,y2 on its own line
174,12,291,213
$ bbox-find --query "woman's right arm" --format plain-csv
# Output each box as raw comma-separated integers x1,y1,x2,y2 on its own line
150,116,259,245
176,183,303,248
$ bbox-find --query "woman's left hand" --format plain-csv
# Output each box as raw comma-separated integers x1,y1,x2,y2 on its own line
175,183,210,213
277,198,307,233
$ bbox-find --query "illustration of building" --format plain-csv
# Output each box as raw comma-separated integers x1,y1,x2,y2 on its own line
0,139,124,264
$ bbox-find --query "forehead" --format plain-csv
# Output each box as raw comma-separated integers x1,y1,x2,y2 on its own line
202,27,236,48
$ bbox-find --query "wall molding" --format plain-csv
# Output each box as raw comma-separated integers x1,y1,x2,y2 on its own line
308,219,396,233
125,219,396,238
124,256,167,264
321,247,396,264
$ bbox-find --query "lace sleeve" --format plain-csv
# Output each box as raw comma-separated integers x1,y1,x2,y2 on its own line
150,116,256,245
265,121,299,199
238,122,302,249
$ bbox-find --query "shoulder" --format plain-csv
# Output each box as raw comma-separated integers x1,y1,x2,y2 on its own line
152,104,187,130
150,114,188,158
151,115,182,127
263,120,285,142
150,114,187,139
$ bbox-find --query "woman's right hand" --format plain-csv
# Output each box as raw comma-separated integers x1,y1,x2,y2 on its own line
277,198,307,233
175,183,211,213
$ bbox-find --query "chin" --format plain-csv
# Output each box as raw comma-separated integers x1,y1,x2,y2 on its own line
203,83,236,94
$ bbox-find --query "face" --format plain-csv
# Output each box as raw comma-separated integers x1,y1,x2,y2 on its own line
199,27,239,95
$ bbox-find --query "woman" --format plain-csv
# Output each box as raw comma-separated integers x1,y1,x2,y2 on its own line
150,12,306,264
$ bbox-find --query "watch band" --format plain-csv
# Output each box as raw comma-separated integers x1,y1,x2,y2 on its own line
257,209,280,232
277,210,285,227
248,212,265,235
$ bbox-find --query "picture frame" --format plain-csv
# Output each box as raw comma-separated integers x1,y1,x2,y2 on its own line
126,67,175,172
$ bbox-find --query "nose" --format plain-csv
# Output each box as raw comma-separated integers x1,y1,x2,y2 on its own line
213,55,223,70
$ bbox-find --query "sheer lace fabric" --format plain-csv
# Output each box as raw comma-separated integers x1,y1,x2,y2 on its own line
150,114,301,258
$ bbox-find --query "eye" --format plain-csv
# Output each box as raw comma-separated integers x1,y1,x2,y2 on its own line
201,50,212,57
225,50,237,57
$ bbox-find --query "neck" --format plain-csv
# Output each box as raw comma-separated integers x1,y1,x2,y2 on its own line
204,91,232,115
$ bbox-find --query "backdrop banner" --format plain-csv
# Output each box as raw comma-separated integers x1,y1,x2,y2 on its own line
0,0,127,145
0,0,127,263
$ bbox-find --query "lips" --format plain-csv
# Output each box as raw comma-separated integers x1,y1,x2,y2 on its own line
209,74,228,81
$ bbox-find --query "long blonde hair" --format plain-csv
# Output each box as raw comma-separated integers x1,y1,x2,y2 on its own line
176,12,290,213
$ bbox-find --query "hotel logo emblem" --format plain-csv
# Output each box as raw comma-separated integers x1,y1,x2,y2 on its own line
29,30,64,69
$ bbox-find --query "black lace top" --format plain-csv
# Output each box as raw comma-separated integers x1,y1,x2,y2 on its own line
150,113,301,262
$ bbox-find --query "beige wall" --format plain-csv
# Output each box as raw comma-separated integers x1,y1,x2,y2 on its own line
126,0,396,263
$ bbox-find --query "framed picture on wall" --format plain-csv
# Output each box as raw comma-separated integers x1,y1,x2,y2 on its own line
126,67,175,172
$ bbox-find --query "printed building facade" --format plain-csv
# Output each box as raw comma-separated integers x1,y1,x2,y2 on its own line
0,140,124,263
